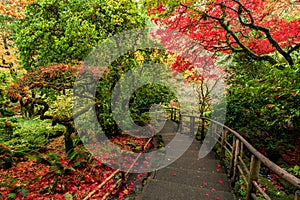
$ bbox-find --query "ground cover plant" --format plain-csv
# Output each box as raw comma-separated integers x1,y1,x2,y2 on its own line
0,136,152,200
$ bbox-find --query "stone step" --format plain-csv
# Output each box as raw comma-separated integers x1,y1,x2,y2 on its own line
136,179,235,200
134,120,235,200
166,155,226,173
154,167,231,191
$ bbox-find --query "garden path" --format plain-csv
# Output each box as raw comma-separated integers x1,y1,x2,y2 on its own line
136,120,236,200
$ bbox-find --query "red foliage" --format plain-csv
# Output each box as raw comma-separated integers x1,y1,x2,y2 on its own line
149,0,299,65
7,64,79,103
150,27,221,83
0,135,151,199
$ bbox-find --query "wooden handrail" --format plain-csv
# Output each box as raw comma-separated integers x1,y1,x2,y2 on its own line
84,137,153,200
201,117,300,189
168,108,300,199
84,108,300,199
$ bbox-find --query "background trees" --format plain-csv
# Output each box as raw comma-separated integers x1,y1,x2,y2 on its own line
5,0,175,152
1,0,299,162
6,0,148,152
1,2,161,198
15,0,146,71
146,0,300,163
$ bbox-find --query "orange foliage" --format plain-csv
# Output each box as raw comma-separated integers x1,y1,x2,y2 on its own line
0,0,35,19
261,0,300,20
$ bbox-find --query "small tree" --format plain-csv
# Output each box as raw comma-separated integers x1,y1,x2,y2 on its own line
7,63,79,154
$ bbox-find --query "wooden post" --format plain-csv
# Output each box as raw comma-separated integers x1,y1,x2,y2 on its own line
179,112,182,124
295,190,300,200
246,155,261,200
190,116,195,137
179,117,183,133
201,117,205,141
212,123,216,140
174,108,177,122
220,130,226,159
240,143,244,159
231,139,240,186
229,136,236,178
210,122,217,147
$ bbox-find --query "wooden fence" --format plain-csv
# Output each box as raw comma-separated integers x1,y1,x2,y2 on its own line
169,108,300,200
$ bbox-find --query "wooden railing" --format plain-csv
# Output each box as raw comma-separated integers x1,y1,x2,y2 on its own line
165,107,181,122
83,137,153,200
168,108,300,200
84,107,300,199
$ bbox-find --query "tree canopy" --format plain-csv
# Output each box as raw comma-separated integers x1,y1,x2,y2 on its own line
146,0,300,66
15,0,146,71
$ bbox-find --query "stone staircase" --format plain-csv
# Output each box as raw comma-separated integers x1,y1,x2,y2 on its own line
135,121,236,200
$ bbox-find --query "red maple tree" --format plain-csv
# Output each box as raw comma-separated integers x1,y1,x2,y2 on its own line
148,0,300,66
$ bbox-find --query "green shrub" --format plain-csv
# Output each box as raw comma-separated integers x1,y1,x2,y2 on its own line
45,90,73,119
226,60,300,160
0,72,13,111
4,118,65,152
0,118,19,143
0,144,13,169
285,165,300,178
258,177,294,200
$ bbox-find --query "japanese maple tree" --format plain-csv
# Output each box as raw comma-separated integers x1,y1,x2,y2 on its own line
146,0,300,149
7,63,79,153
147,0,300,66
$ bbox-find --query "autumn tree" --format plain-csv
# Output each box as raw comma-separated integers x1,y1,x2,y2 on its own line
0,0,35,19
146,0,299,66
146,0,300,161
7,63,79,153
0,0,35,73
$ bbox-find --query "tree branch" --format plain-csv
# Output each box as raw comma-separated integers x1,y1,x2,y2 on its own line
73,102,95,119
288,43,300,55
177,3,285,66
234,0,294,65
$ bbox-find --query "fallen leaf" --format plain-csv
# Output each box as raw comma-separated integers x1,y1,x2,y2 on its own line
122,188,129,195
